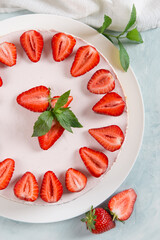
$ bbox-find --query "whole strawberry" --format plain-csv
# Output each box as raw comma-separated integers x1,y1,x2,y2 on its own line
81,206,115,234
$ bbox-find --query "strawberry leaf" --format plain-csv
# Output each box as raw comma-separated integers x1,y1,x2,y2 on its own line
126,28,143,43
32,111,54,137
53,90,70,111
98,15,112,34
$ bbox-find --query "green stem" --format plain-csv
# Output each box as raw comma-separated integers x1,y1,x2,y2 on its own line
103,33,118,39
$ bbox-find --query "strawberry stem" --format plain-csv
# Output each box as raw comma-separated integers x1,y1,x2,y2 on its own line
105,207,125,223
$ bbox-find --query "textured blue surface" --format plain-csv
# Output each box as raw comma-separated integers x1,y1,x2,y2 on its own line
0,11,160,240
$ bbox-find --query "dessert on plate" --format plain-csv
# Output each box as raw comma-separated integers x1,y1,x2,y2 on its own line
0,30,127,204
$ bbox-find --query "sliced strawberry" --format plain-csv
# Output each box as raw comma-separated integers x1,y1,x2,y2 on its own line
0,77,3,87
87,69,115,94
14,172,39,202
0,158,15,190
71,45,100,77
65,168,87,192
89,125,124,152
93,92,125,116
40,171,63,203
0,42,17,67
20,30,43,62
52,32,76,62
51,95,73,108
38,120,64,150
108,189,137,221
79,147,108,177
17,85,50,112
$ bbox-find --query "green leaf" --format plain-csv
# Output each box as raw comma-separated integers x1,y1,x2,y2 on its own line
32,111,54,137
118,40,130,72
53,90,70,111
61,109,83,128
124,4,136,33
98,15,112,33
55,111,73,133
54,109,83,132
126,28,143,43
81,218,86,223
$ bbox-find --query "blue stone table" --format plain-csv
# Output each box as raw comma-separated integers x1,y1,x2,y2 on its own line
0,11,159,240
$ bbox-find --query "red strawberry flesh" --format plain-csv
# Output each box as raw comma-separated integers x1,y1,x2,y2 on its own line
0,42,17,66
17,85,50,112
87,69,115,94
93,92,125,116
79,147,108,177
0,77,3,87
89,125,124,152
108,188,137,221
52,32,76,61
38,120,64,150
40,171,63,203
20,30,43,62
0,158,15,190
14,172,39,202
71,45,100,77
65,168,87,192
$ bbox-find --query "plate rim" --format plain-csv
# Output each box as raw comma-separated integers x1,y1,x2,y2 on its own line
0,13,144,223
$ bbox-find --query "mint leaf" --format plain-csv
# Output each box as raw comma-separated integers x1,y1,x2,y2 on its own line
61,109,83,128
53,90,70,111
124,4,136,33
55,109,83,132
98,15,112,33
126,28,143,43
32,111,54,137
55,112,73,133
118,40,129,72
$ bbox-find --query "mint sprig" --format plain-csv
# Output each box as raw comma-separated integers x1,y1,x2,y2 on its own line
32,90,83,137
97,4,143,72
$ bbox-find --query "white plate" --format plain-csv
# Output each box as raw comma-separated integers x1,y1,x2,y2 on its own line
0,14,144,223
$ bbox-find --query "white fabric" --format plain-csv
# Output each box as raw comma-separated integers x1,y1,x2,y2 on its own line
0,0,160,31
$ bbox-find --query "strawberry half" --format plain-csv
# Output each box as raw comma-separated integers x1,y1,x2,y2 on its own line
40,171,63,203
81,206,115,234
14,172,39,202
71,45,100,77
87,69,115,94
0,42,17,67
79,147,108,177
108,189,137,221
51,95,73,108
17,85,50,112
0,158,15,190
52,32,76,62
0,77,3,87
38,120,65,150
20,30,43,62
93,92,125,116
89,125,124,152
65,168,87,192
